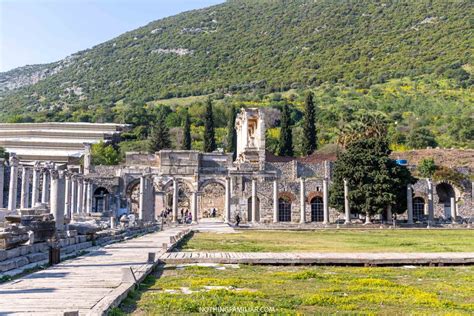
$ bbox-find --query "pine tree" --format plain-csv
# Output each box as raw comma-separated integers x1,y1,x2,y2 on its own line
226,105,237,159
278,104,293,156
203,98,216,152
183,111,192,150
301,91,317,156
148,116,171,152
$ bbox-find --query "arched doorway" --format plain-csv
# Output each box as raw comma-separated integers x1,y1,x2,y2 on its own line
436,183,455,219
278,197,292,222
247,196,260,222
164,180,192,220
311,197,324,222
200,182,225,219
126,181,140,216
413,197,425,221
93,187,109,212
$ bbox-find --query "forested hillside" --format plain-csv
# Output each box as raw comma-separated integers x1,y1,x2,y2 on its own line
0,0,472,153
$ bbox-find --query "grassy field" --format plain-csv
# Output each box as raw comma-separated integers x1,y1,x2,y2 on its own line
179,229,474,253
113,265,474,315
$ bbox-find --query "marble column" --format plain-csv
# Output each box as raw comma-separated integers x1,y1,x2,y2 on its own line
407,185,414,224
427,179,434,222
273,179,278,223
139,176,145,220
224,177,231,224
82,179,88,213
31,162,40,207
50,170,65,230
70,176,77,216
7,155,19,212
0,159,4,208
323,177,329,224
85,180,92,213
77,178,83,213
450,197,456,222
299,178,306,224
172,178,178,222
64,174,71,217
41,170,49,204
386,205,392,224
251,178,257,223
191,192,198,224
20,166,30,209
344,179,350,224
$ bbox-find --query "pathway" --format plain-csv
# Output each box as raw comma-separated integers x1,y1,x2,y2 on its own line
0,225,190,315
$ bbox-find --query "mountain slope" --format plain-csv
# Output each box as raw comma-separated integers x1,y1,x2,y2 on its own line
0,0,472,118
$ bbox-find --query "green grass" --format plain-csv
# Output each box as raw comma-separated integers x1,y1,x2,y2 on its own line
180,230,474,253
115,265,474,315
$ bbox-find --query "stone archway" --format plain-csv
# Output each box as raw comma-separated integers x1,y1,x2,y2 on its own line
126,180,140,216
199,181,225,219
163,180,193,219
436,182,456,219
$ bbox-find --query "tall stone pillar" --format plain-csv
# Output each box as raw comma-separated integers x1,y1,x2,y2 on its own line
31,162,40,207
85,180,92,213
172,178,178,222
64,173,71,217
77,178,83,213
251,177,257,223
83,143,92,175
191,192,198,224
7,155,19,212
50,170,65,230
407,185,413,224
82,179,88,213
344,179,350,224
273,179,278,223
323,177,329,224
139,176,145,220
427,179,434,222
0,158,4,208
386,205,392,224
450,197,456,222
224,177,231,223
41,169,49,204
299,178,306,224
20,166,30,209
70,176,77,216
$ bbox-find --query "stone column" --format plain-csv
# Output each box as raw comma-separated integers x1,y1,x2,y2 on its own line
82,179,88,213
85,180,92,213
251,178,257,223
0,158,4,208
427,179,434,222
7,154,19,212
50,170,65,230
83,143,92,175
386,205,392,224
450,197,456,222
20,166,30,209
224,177,231,224
70,176,77,216
273,179,278,223
77,178,83,213
299,178,306,224
344,179,350,224
139,176,145,220
191,191,198,224
64,173,71,217
323,177,329,224
31,162,40,207
41,169,49,204
407,185,413,224
172,178,178,222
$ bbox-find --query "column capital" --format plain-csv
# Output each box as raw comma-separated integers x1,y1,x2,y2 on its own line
50,169,60,180
9,154,19,167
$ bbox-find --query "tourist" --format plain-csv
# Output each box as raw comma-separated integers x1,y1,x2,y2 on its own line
235,214,241,227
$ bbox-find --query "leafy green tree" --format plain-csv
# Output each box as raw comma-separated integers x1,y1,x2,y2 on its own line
91,142,120,165
301,92,317,156
278,104,294,156
226,105,237,159
418,158,437,178
407,127,437,149
203,98,216,152
148,116,171,152
0,146,8,159
183,111,192,150
329,137,414,218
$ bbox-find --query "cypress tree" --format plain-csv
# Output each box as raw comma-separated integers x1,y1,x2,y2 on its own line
226,105,237,159
183,111,192,150
203,98,216,152
278,104,294,156
301,91,317,156
148,116,171,152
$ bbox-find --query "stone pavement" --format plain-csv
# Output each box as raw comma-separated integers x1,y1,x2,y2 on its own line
161,251,474,266
0,225,190,315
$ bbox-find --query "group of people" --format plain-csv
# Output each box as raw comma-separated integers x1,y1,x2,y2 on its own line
159,207,193,224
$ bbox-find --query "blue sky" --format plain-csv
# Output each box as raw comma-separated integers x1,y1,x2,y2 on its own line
0,0,224,72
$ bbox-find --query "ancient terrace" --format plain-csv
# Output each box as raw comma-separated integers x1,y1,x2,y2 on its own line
0,122,129,163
